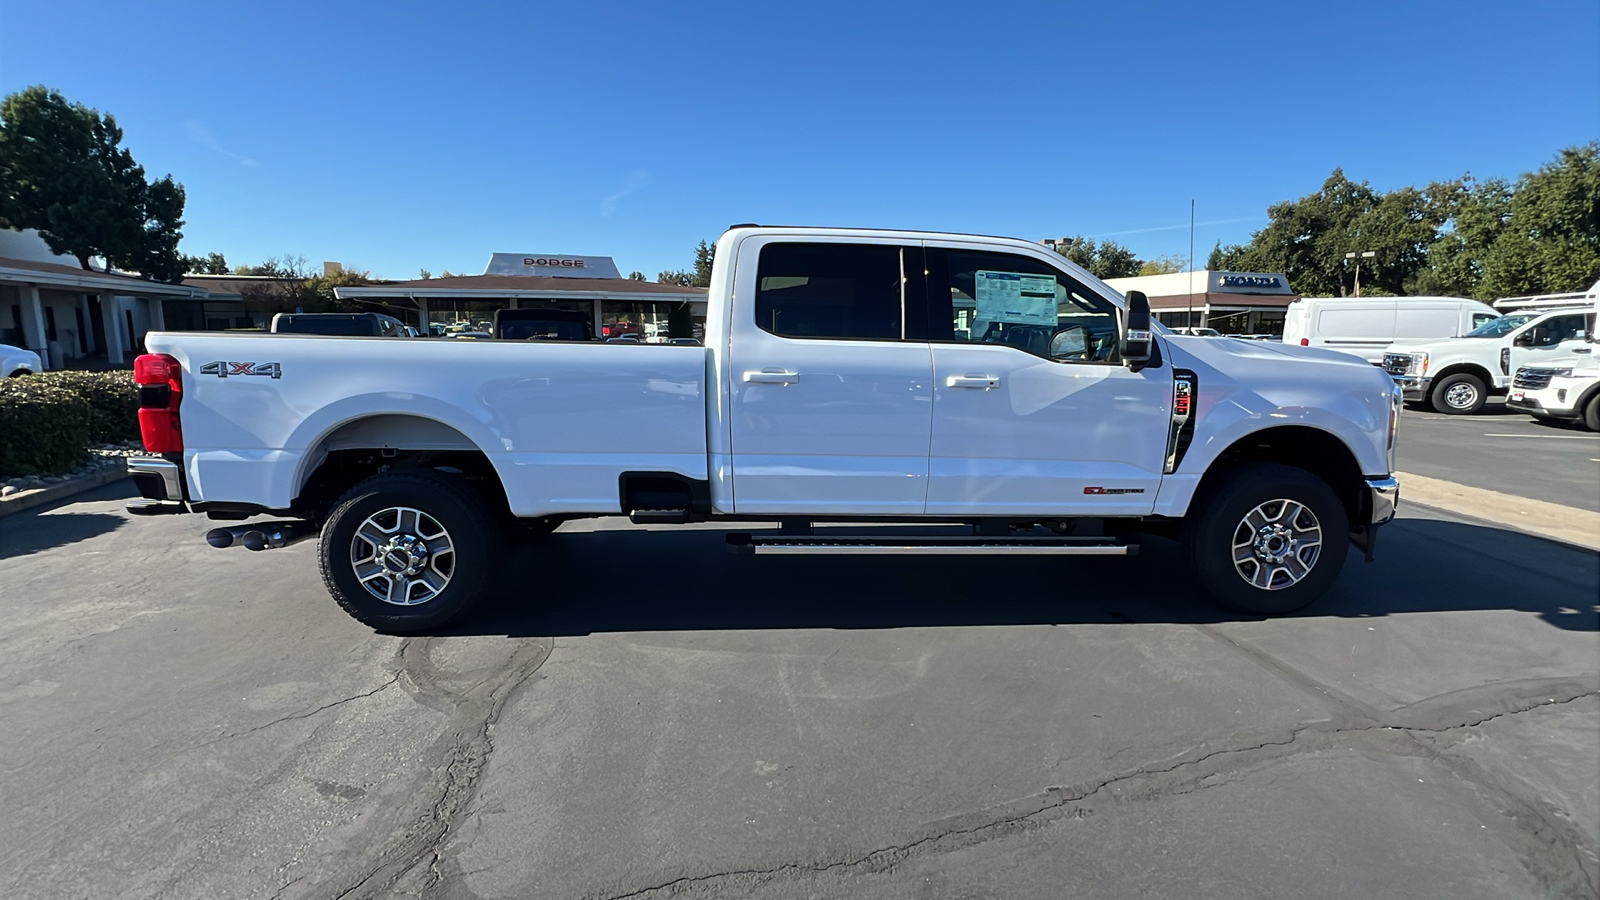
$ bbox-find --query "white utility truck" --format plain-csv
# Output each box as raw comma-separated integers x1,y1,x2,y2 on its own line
1383,283,1600,414
1507,288,1600,430
125,227,1402,631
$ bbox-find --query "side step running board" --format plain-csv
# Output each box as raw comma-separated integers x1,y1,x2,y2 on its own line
726,534,1136,556
629,508,691,525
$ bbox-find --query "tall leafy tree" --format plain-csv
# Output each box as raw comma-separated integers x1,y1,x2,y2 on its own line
1478,143,1600,297
1048,236,1143,280
691,239,716,288
182,251,231,275
0,86,187,282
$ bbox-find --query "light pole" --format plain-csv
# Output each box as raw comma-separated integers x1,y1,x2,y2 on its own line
1344,250,1375,297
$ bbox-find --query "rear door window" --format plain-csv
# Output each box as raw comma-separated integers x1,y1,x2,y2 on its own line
753,243,910,341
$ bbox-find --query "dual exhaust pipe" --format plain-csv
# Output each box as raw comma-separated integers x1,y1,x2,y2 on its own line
206,520,318,552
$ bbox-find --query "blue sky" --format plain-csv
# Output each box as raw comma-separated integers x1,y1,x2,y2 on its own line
2,0,1596,280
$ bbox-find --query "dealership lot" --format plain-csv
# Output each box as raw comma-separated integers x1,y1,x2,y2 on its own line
1,416,1596,900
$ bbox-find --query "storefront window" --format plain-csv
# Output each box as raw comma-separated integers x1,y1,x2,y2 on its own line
601,299,702,342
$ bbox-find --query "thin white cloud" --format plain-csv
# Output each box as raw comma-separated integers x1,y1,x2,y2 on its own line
185,121,259,168
601,169,649,216
1088,216,1263,238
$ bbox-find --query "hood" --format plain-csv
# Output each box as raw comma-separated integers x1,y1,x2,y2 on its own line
1163,333,1395,399
1384,336,1488,356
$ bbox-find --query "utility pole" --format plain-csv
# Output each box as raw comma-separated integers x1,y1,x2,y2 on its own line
1344,250,1375,297
1187,199,1195,329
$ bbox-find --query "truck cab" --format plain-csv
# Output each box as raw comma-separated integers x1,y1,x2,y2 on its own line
1383,302,1596,414
1507,290,1600,430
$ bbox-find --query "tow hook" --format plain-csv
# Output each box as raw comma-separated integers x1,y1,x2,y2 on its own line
205,520,318,551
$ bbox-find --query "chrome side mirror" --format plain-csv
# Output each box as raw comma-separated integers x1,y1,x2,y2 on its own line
1122,290,1153,371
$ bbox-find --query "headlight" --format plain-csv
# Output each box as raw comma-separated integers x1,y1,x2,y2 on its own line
1415,352,1428,375
1547,368,1575,378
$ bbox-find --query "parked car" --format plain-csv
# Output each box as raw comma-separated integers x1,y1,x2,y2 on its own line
492,308,594,342
1282,296,1499,364
125,225,1401,632
1383,303,1596,413
1507,289,1600,430
270,313,408,337
2,343,42,376
602,321,645,339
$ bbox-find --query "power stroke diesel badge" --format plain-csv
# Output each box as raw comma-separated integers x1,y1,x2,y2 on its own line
199,361,282,379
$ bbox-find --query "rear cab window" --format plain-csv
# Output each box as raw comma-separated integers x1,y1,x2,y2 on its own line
753,242,919,341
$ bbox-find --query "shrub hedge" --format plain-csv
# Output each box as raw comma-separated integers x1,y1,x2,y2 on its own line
0,370,141,477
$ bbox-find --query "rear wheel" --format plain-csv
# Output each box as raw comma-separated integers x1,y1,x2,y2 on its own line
1430,372,1487,414
1183,463,1349,615
1584,395,1600,433
319,469,499,633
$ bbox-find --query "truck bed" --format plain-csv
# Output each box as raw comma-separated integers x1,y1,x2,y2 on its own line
145,332,708,517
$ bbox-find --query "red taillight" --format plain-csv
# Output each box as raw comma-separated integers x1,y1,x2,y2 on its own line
1300,338,1309,346
134,353,183,453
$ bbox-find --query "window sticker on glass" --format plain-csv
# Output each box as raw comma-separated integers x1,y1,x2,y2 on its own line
974,271,1057,326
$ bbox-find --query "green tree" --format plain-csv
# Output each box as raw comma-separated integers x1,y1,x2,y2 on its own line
1208,169,1448,296
1048,235,1143,279
182,251,230,275
1138,254,1188,276
0,86,187,282
627,271,646,281
1478,144,1600,297
691,239,715,287
657,269,693,286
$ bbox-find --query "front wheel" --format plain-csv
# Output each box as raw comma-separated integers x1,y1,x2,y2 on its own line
1584,395,1600,433
1430,372,1487,414
318,469,500,633
1183,463,1350,615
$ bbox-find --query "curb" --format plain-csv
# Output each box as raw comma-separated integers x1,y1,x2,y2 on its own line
0,467,132,519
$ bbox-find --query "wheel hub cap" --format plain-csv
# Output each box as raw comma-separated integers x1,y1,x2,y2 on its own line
378,534,430,577
1253,523,1297,564
1446,383,1476,407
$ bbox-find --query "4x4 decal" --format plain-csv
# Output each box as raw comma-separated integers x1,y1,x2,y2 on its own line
199,361,282,379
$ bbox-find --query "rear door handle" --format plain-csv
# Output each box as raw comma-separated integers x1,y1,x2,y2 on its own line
744,369,800,384
947,374,1001,389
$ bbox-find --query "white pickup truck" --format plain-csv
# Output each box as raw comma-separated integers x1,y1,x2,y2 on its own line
125,227,1401,631
1507,292,1600,430
1382,280,1600,414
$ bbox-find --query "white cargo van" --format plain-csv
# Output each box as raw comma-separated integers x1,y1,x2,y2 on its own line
1282,296,1499,363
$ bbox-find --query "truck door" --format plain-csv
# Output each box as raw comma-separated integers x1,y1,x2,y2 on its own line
726,239,933,515
1509,310,1596,373
921,243,1170,517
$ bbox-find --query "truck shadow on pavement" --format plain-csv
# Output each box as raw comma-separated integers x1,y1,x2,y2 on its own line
446,516,1599,637
0,512,125,560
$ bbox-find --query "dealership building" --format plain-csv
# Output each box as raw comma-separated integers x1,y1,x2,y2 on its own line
1104,270,1298,334
333,254,708,339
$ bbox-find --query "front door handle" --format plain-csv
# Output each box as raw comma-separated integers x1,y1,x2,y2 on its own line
947,374,1001,389
744,369,800,384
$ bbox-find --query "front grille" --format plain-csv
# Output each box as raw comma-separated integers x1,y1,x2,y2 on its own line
1513,368,1553,390
1382,354,1411,376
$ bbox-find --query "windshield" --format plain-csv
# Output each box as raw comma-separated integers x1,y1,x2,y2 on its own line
1463,314,1534,338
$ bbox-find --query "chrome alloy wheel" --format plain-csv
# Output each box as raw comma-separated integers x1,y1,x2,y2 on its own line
350,506,455,606
1230,499,1323,591
1444,382,1479,409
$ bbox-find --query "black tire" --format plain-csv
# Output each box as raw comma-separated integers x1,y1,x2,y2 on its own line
1430,372,1487,414
318,469,500,633
1183,463,1350,615
1584,394,1600,433
7,369,31,377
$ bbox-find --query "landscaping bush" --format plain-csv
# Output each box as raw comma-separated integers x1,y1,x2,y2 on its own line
0,370,140,476
44,371,140,443
0,377,93,476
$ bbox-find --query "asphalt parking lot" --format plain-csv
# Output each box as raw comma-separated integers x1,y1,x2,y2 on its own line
1397,399,1600,512
2,428,1597,899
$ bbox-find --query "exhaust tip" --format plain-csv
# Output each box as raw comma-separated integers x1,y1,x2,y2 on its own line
205,528,237,549
241,530,269,551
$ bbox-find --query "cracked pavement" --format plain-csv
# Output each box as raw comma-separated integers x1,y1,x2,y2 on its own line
1,483,1595,899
